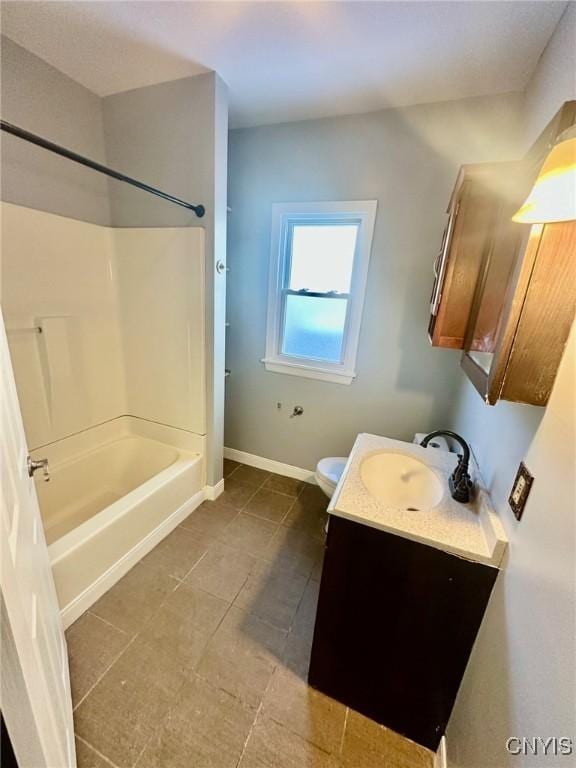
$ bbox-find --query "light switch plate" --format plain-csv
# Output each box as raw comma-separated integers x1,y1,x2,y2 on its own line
509,462,534,521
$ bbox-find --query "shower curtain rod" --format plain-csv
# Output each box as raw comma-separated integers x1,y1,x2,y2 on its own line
0,120,206,218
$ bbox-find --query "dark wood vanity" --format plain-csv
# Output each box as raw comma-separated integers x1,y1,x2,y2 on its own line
428,100,576,406
308,515,499,751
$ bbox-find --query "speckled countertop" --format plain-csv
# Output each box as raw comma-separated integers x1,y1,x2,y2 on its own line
328,433,508,568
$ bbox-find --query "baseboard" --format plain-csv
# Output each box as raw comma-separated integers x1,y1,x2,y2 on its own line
60,488,206,628
435,736,447,768
205,479,225,501
224,447,317,484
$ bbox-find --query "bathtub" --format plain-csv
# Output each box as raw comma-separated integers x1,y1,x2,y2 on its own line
32,416,206,627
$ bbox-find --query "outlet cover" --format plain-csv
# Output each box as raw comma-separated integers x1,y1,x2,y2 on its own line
509,462,534,521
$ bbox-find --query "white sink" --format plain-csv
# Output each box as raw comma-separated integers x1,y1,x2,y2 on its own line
360,451,444,510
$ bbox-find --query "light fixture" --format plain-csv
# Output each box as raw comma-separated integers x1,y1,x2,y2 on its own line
512,125,576,224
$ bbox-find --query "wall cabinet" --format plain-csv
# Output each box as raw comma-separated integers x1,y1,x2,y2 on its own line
461,101,576,405
429,100,576,406
428,164,507,349
308,516,498,752
463,218,576,404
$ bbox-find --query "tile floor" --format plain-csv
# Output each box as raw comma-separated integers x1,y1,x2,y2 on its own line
68,460,434,768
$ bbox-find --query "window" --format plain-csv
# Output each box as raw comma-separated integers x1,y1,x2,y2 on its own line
263,201,377,384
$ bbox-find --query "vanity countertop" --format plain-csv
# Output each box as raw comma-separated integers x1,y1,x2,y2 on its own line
328,433,508,568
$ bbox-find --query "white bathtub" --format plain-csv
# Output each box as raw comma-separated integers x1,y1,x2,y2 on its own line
32,416,206,627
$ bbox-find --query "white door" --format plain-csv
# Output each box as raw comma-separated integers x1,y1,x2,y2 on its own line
1,309,76,767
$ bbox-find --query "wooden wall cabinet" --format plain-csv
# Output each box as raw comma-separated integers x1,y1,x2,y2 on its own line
428,164,506,348
463,219,576,405
308,516,498,752
429,100,576,406
461,101,576,405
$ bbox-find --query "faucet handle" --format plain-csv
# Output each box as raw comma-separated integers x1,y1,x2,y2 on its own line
452,454,463,481
449,470,473,503
453,453,470,480
27,456,50,482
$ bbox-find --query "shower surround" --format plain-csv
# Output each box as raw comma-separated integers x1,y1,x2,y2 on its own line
2,202,210,625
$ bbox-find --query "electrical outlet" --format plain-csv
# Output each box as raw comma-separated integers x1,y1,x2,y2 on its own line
508,462,534,521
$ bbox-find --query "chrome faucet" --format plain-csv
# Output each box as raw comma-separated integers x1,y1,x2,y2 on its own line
27,456,50,482
420,430,473,503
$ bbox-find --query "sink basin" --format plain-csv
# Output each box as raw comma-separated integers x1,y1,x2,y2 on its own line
360,451,443,510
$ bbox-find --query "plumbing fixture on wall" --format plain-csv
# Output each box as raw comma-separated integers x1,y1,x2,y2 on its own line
290,405,304,418
27,456,50,482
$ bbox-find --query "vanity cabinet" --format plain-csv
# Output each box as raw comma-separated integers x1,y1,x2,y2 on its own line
308,515,498,751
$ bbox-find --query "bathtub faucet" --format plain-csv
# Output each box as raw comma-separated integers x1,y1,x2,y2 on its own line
27,456,50,482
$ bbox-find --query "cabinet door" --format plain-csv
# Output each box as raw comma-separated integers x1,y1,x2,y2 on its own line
462,222,576,405
428,166,505,349
308,516,498,751
460,199,526,396
429,208,457,319
499,221,575,404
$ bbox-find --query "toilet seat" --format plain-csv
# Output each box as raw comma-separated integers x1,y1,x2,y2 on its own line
315,457,348,498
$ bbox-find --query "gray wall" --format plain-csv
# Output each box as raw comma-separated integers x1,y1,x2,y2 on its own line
102,74,229,485
0,36,110,225
225,93,522,470
102,74,217,228
446,6,576,767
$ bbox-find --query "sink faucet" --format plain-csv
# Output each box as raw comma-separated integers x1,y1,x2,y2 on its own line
420,430,473,503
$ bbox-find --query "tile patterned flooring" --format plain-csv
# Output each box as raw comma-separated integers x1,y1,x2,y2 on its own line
69,460,434,768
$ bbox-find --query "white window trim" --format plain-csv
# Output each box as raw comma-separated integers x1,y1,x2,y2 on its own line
262,200,377,385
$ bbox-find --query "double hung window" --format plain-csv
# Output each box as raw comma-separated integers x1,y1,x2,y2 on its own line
263,201,377,384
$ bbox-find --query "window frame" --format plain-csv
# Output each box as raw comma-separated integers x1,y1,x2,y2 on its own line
263,200,377,385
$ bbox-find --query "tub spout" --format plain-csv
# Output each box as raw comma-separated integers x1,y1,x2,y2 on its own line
27,456,50,482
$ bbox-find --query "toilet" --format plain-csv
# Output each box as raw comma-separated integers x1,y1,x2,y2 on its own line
315,457,348,499
315,434,451,499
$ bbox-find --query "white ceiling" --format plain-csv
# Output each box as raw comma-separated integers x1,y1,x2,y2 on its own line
0,1,567,128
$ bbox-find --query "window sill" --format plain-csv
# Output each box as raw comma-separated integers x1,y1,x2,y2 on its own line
261,358,355,385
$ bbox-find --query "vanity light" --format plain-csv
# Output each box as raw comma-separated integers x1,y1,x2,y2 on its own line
512,125,576,224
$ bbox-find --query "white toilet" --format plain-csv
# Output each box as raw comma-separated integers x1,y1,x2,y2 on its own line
315,434,451,499
315,457,348,499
